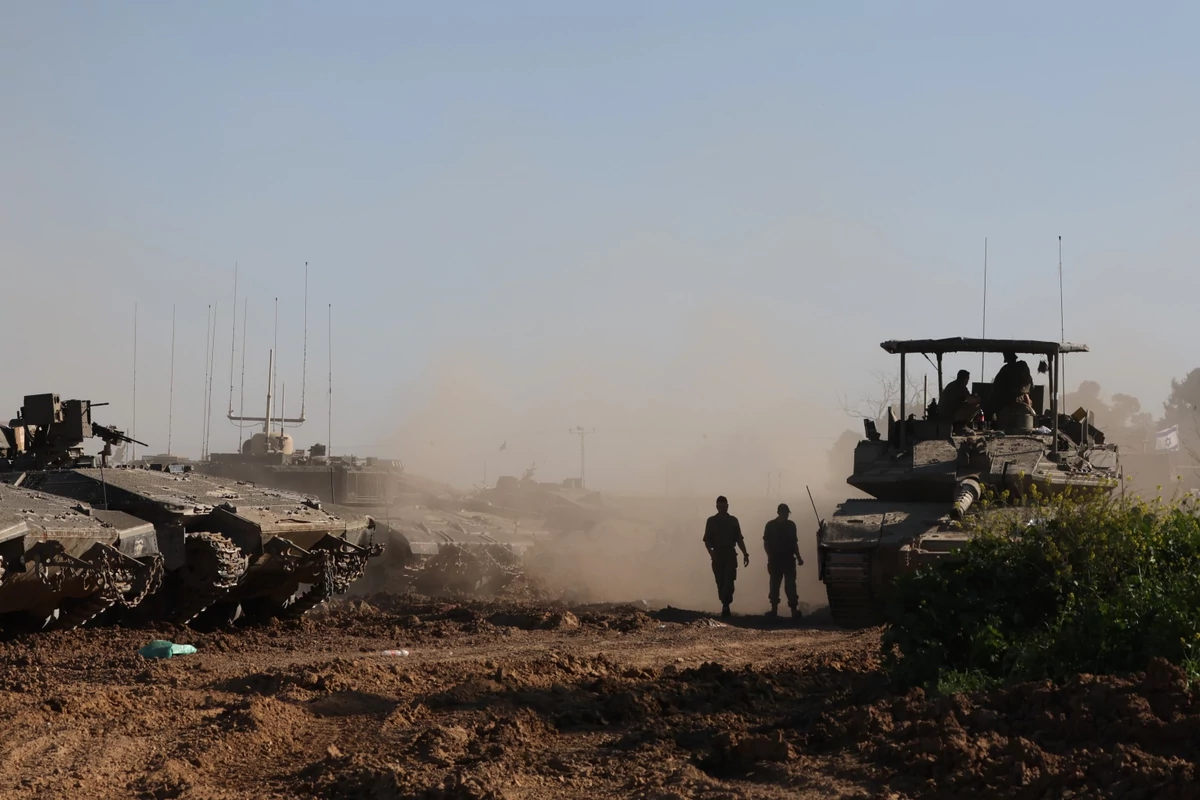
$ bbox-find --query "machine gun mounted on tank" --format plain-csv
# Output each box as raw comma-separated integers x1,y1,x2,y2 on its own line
0,394,146,470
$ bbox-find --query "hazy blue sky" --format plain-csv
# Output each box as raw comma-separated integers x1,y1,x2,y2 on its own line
2,2,1197,492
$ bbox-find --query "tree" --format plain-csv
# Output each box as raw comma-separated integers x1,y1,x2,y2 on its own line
838,370,927,426
1063,381,1154,450
1162,369,1200,464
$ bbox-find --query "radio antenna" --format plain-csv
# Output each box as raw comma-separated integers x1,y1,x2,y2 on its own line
806,485,822,526
202,304,212,459
205,302,218,459
327,302,334,500
131,302,138,463
238,298,247,433
1058,236,1065,342
981,237,988,378
1058,236,1066,396
327,303,333,457
300,262,308,420
272,297,279,436
227,263,237,419
168,304,176,455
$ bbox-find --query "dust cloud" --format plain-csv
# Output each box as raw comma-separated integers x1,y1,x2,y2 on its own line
383,312,861,611
521,494,837,613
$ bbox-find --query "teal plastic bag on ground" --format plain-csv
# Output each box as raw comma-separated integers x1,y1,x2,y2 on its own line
138,640,198,659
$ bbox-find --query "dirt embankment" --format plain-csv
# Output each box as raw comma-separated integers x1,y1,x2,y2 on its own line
0,597,1193,799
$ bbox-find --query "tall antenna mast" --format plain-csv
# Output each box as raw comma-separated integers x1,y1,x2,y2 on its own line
205,302,218,459
132,302,138,463
1058,236,1066,396
262,350,275,436
300,262,308,421
272,297,279,437
1058,235,1065,342
327,303,333,457
238,298,247,437
568,426,596,488
227,294,304,437
168,304,176,455
227,263,238,419
202,304,212,459
981,237,988,378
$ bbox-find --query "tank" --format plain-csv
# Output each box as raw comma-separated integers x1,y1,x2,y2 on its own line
818,337,1122,629
0,482,162,630
198,444,571,595
22,467,382,626
0,394,164,629
1,392,383,631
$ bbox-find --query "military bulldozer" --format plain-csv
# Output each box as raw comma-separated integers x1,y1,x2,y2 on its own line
818,338,1121,629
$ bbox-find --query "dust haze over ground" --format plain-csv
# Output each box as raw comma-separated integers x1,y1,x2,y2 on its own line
386,308,852,499
520,494,834,615
383,314,859,613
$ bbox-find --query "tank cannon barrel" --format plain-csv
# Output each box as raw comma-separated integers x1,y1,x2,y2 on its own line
950,478,981,521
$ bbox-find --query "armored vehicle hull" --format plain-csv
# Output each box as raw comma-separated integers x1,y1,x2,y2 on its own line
819,338,1121,629
0,482,162,629
19,467,382,626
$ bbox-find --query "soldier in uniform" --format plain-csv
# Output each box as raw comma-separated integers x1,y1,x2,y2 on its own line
703,495,749,618
939,369,980,429
763,503,803,619
989,351,1034,414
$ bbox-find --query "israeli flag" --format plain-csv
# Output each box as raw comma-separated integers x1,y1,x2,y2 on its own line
1155,425,1180,452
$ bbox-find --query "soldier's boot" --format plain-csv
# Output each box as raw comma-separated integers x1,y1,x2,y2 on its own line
765,603,778,619
721,604,731,618
790,606,801,620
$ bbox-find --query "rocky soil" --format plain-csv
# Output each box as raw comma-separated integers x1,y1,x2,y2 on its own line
0,595,1193,798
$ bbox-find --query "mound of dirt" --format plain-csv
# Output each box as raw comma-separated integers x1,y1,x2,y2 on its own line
809,657,1199,798
0,594,1194,799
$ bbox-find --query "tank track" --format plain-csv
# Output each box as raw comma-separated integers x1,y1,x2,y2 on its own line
33,547,165,631
825,582,883,629
276,550,336,620
123,555,165,610
54,593,119,630
250,537,381,622
173,533,248,625
823,551,884,629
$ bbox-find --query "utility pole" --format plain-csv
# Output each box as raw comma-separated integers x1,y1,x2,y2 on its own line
568,426,595,488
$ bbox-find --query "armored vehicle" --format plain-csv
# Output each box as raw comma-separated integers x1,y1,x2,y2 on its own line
818,338,1121,629
0,394,164,630
0,482,162,630
22,467,381,626
2,392,382,630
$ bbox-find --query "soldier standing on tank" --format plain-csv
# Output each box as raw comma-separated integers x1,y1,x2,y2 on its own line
989,351,1034,414
763,503,803,620
703,495,749,618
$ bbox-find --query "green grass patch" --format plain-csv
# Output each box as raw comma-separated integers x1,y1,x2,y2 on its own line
882,490,1200,688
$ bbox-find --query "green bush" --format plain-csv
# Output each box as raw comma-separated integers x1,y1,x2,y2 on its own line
882,490,1200,688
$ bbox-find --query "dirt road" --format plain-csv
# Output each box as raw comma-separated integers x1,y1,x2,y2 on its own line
0,596,1194,798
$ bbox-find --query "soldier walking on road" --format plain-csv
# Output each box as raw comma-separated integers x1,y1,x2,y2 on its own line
704,495,749,618
763,503,803,620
